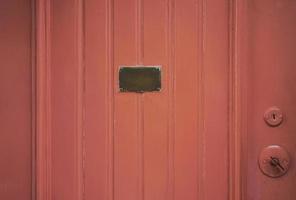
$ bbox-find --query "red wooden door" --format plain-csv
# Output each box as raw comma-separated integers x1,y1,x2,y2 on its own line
1,0,296,200
47,0,230,199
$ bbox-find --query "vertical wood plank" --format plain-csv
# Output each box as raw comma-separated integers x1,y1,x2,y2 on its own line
84,0,112,199
197,0,205,199
236,1,249,199
106,0,115,199
51,0,84,199
76,0,86,199
113,1,138,200
142,0,168,200
202,0,230,199
229,0,243,200
136,1,144,200
174,0,199,199
167,0,175,199
36,0,52,199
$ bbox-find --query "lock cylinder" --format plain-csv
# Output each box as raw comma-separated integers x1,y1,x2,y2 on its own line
258,145,290,178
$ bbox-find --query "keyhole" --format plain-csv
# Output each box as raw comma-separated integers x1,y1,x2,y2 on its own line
270,156,285,171
264,107,283,127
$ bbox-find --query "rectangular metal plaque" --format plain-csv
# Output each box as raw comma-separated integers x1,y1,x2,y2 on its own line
119,66,161,93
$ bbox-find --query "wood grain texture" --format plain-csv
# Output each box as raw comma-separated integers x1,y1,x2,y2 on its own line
32,0,263,199
36,0,52,199
167,0,176,199
34,1,296,200
197,0,206,200
135,1,144,200
76,0,86,199
229,0,242,200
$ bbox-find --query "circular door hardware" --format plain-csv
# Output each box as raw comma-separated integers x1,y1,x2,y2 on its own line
258,145,290,178
263,107,284,127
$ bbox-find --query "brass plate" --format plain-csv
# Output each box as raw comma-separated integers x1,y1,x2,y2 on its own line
119,66,161,93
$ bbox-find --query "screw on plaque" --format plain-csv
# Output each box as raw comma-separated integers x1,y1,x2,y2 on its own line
264,107,284,127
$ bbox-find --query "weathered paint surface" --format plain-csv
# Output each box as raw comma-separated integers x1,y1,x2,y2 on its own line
1,0,296,200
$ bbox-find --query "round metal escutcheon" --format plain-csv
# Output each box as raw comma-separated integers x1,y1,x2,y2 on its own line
258,145,290,178
263,107,284,127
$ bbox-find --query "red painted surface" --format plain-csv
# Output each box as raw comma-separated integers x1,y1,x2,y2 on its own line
242,1,296,199
0,0,33,199
1,0,296,200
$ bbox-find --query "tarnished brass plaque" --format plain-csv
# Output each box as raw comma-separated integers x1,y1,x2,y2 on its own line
119,66,161,93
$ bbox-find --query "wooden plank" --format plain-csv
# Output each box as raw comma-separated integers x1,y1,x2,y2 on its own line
113,1,139,200
84,0,109,199
142,0,168,199
174,0,199,199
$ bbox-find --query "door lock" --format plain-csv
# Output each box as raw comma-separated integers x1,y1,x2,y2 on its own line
263,107,284,127
258,145,290,178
